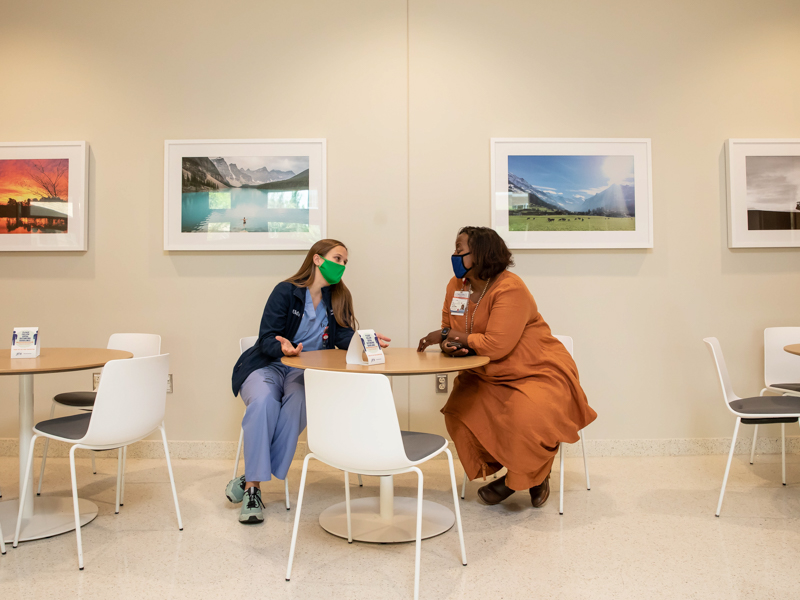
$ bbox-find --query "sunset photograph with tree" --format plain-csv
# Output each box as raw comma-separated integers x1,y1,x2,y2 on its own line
0,158,70,234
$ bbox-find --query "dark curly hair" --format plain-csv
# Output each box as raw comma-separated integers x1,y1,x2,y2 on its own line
458,226,514,280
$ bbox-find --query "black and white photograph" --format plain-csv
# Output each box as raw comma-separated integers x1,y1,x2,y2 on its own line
726,139,800,248
745,156,800,230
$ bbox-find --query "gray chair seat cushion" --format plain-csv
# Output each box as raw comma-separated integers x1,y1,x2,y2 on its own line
730,395,800,416
401,431,447,462
53,391,96,407
770,383,800,393
35,413,91,440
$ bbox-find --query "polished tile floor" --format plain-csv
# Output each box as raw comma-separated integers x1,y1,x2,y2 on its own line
0,452,799,599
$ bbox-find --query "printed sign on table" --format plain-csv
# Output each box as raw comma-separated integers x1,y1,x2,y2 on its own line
346,329,385,365
12,327,39,358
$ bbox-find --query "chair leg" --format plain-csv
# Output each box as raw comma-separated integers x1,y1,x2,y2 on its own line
69,446,84,570
444,448,467,566
120,446,127,506
358,474,363,487
411,466,423,600
0,513,4,554
115,447,123,514
91,452,96,475
716,418,741,517
461,471,467,500
344,470,353,543
159,425,183,530
559,442,565,516
13,435,38,548
579,429,590,490
36,401,56,496
750,424,759,465
233,427,244,480
782,423,786,486
286,453,313,581
284,477,291,510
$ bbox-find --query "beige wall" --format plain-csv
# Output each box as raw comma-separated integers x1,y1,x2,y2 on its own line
1,0,799,445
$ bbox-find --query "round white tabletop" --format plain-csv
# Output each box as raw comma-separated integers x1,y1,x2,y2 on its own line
282,348,488,544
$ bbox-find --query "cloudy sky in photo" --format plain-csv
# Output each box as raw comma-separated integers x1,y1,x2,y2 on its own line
509,155,634,199
746,156,800,210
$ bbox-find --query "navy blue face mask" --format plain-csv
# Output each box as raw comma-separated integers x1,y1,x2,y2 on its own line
451,252,472,279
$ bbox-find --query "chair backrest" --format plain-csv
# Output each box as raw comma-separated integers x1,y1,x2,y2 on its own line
703,337,740,408
107,333,162,357
764,327,800,386
240,336,258,354
554,334,574,357
82,354,170,447
303,369,411,472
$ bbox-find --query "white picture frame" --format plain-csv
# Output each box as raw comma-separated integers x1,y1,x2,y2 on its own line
726,138,800,248
164,139,326,251
0,141,88,252
490,138,653,249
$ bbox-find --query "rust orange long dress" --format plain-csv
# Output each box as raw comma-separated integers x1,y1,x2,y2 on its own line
441,270,597,491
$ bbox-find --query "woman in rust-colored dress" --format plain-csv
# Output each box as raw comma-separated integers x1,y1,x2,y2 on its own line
418,227,596,507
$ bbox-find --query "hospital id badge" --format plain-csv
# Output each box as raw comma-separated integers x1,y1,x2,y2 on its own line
450,291,469,315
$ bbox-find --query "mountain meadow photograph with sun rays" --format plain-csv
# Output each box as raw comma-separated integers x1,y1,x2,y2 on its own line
507,155,635,231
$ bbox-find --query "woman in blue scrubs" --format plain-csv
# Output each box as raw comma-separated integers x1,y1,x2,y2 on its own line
228,239,390,523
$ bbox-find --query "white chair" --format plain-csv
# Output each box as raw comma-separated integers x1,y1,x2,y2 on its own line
38,333,162,500
286,369,466,600
750,327,800,465
14,354,182,569
459,334,590,515
233,336,290,510
704,337,800,516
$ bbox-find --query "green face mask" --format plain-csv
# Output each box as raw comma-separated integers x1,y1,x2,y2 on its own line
318,256,345,285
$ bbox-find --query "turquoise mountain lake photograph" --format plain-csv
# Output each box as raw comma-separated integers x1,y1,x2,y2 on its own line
181,155,310,233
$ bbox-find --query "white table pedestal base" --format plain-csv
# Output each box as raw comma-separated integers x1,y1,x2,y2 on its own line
319,497,454,543
0,497,98,543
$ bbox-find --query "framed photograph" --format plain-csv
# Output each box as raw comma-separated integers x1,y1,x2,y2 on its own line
164,139,326,251
726,139,800,248
491,138,653,249
0,141,88,252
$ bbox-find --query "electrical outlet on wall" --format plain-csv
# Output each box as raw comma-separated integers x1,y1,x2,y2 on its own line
92,373,101,391
167,374,173,394
435,373,448,393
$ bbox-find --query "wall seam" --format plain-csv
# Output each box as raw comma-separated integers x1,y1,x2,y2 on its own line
406,0,411,429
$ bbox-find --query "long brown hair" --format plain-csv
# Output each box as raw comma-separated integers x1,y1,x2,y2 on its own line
285,239,358,329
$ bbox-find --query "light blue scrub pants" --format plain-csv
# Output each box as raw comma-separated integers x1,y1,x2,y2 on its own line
240,362,306,482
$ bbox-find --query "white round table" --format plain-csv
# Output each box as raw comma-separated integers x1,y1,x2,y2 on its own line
0,348,132,543
282,348,489,543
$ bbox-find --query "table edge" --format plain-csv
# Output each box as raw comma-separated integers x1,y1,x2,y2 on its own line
0,349,134,375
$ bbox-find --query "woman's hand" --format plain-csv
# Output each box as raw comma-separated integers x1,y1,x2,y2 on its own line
376,333,391,348
417,330,443,352
275,336,303,357
441,329,469,357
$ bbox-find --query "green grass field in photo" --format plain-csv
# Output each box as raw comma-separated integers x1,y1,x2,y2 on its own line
509,215,635,232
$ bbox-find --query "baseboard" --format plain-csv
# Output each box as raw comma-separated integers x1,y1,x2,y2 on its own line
0,436,798,461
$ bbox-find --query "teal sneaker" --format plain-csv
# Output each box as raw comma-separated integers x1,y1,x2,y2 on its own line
225,475,246,504
239,487,265,524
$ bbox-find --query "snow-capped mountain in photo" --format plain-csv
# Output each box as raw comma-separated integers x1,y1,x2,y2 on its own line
211,158,296,188
508,172,584,211
580,183,635,216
